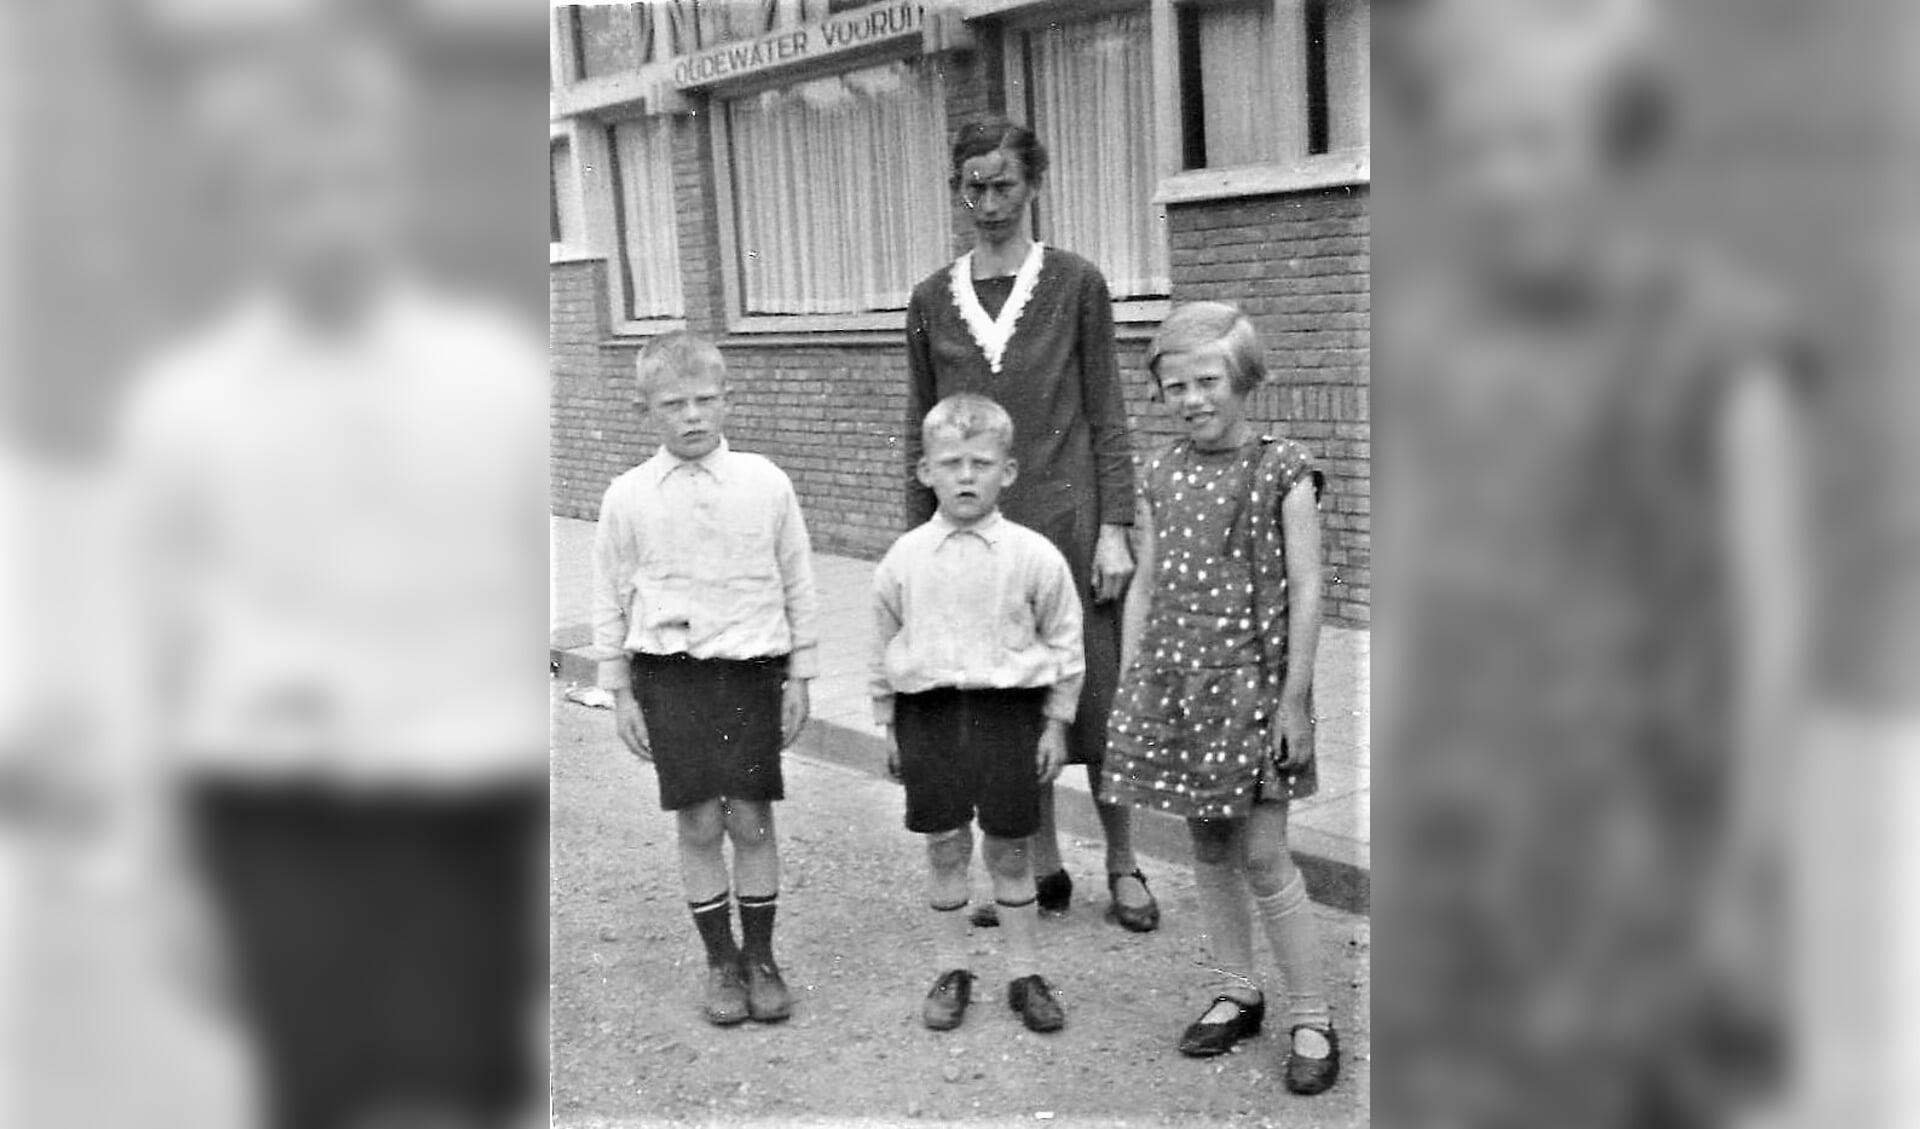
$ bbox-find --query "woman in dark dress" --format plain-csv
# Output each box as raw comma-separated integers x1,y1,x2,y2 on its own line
903,119,1159,931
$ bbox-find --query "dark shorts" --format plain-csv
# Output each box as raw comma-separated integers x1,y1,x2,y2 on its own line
187,778,544,1129
894,687,1048,840
632,653,786,811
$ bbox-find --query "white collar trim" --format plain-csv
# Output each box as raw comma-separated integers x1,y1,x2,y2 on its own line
949,241,1046,374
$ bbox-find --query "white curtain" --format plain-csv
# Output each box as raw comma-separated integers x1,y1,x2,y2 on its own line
1026,10,1169,299
612,117,686,319
725,60,950,315
1199,1,1287,168
1325,0,1370,155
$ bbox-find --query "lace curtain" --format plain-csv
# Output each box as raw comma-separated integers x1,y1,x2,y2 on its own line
725,59,950,315
1024,9,1170,299
612,117,686,320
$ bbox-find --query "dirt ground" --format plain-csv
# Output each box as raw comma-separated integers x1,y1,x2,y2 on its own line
551,692,1370,1128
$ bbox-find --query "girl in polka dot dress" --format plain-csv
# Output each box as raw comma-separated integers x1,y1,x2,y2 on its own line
1106,302,1338,1094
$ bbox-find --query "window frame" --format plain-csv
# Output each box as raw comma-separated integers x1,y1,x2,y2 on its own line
707,46,953,335
570,108,689,336
553,9,686,337
1147,0,1369,206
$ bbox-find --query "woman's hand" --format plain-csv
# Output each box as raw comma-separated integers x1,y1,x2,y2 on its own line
615,688,652,761
1091,523,1136,604
781,679,812,747
1273,694,1316,771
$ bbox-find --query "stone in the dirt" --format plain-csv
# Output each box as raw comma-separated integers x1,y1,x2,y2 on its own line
599,926,618,941
942,1063,963,1084
906,1101,924,1118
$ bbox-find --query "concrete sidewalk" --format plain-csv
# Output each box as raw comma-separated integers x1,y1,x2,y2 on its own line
552,516,1369,913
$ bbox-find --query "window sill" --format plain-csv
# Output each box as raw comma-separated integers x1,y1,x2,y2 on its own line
550,245,605,265
1153,152,1369,207
603,317,688,342
727,311,906,335
1113,297,1171,326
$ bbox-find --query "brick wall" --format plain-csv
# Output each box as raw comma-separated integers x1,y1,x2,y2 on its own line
550,39,1370,625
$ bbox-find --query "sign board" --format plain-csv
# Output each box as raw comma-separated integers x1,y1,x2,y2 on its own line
672,1,927,90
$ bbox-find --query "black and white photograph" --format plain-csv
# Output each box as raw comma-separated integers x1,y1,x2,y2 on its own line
3,1,1919,1128
547,2,1370,1124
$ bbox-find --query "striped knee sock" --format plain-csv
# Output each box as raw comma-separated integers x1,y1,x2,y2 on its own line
689,892,740,968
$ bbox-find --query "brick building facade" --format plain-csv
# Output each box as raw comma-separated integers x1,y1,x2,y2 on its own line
550,1,1370,623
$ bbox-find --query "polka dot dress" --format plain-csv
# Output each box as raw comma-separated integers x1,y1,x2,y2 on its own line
1105,436,1324,819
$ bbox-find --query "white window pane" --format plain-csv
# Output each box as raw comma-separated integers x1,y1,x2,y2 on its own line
1324,0,1369,154
1026,10,1168,299
725,59,949,316
612,118,685,319
1199,1,1287,168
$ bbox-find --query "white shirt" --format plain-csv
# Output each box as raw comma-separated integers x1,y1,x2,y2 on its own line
871,511,1085,725
592,440,819,690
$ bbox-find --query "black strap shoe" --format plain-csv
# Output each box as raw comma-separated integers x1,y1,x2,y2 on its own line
1283,1024,1340,1095
1106,870,1161,933
1007,974,1066,1032
1177,994,1265,1057
921,969,974,1031
1036,869,1073,913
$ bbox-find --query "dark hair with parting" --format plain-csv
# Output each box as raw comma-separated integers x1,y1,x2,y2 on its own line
948,117,1050,190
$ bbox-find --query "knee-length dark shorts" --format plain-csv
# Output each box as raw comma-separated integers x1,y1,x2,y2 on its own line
631,653,786,811
894,686,1048,840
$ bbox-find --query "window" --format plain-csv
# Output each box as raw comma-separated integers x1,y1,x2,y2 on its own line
721,59,949,317
571,4,657,78
1174,0,1369,171
608,117,685,320
551,137,587,248
1014,8,1170,300
1318,0,1369,156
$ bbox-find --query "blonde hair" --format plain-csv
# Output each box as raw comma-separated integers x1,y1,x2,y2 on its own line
1146,301,1268,395
635,331,727,400
921,393,1015,454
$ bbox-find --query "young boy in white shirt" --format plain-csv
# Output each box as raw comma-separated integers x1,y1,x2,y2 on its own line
872,393,1084,1033
592,331,818,1026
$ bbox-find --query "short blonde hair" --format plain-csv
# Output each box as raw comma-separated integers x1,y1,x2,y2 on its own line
635,331,726,400
1146,301,1268,395
921,393,1015,455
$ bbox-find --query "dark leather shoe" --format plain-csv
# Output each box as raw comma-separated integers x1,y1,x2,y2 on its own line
1036,870,1073,913
1283,1024,1340,1095
1007,975,1066,1033
1178,994,1265,1057
922,969,974,1031
745,957,792,1023
1106,870,1161,933
703,960,750,1026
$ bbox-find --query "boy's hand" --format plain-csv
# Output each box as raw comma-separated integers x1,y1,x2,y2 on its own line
1036,720,1068,784
883,726,902,783
781,679,811,747
615,689,652,761
1273,694,1315,771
